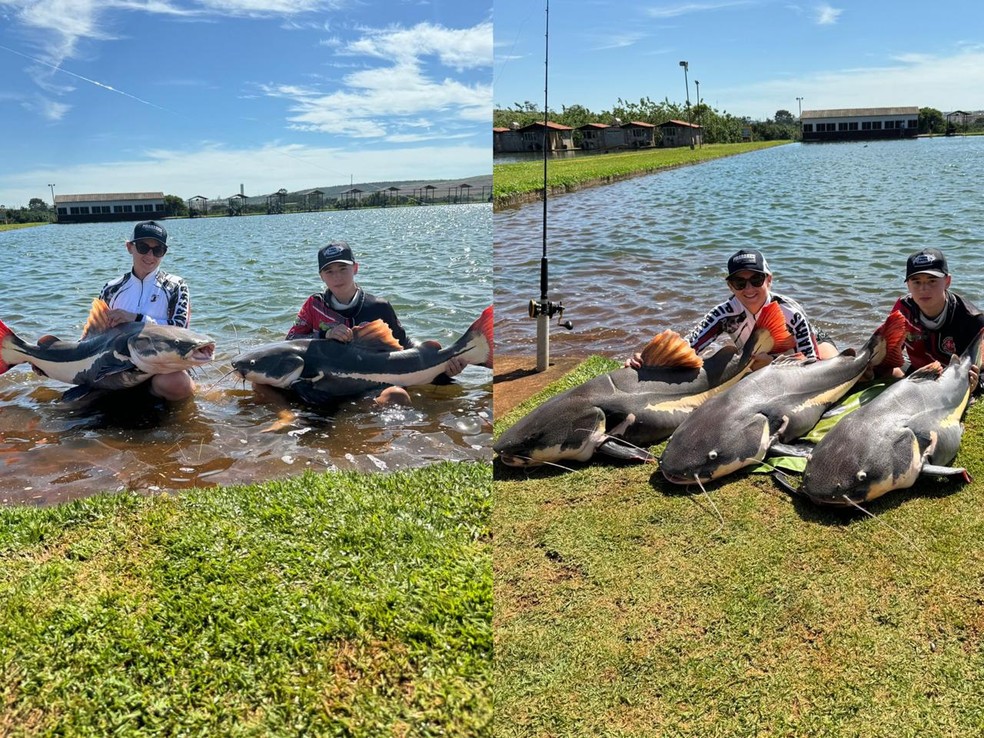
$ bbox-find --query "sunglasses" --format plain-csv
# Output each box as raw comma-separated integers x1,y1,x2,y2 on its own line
728,273,767,290
133,240,167,258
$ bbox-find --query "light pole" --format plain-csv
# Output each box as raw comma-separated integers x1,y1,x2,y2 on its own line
796,97,803,119
694,79,702,148
47,183,56,223
679,60,693,149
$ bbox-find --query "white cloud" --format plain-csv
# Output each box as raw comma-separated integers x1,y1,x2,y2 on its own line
814,3,842,25
343,21,493,71
645,1,754,19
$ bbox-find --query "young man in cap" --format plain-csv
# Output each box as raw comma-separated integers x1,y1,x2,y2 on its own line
98,220,194,401
889,248,984,385
627,249,836,370
285,241,464,403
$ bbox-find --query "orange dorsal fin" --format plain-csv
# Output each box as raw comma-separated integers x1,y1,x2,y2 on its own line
351,319,404,352
80,298,113,339
638,330,703,370
873,310,907,370
756,301,795,354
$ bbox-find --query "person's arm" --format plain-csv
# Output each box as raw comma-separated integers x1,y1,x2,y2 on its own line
164,279,190,328
286,297,318,339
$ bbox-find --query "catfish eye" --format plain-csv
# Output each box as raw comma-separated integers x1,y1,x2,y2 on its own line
856,471,867,482
708,450,718,460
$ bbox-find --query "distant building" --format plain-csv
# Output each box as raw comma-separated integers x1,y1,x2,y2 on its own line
801,107,919,142
658,120,702,148
493,121,575,153
54,192,166,224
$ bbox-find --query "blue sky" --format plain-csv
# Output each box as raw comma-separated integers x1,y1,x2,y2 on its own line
1,0,492,208
494,0,984,121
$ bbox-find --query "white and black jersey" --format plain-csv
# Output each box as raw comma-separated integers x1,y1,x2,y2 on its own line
98,269,190,328
686,292,820,359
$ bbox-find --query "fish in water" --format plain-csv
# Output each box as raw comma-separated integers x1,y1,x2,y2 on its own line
798,328,984,507
659,310,907,485
493,301,794,467
232,305,493,404
0,299,215,394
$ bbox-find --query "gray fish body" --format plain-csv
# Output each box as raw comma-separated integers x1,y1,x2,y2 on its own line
800,341,981,506
493,343,752,467
233,306,493,402
0,320,215,389
660,342,882,484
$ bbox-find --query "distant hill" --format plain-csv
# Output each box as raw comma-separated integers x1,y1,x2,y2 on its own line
225,175,492,206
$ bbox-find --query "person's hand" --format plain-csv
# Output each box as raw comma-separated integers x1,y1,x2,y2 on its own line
106,309,138,327
970,364,980,392
445,356,467,377
750,353,774,371
327,323,353,342
624,352,642,369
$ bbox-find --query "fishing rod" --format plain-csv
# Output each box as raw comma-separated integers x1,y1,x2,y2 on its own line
527,0,573,373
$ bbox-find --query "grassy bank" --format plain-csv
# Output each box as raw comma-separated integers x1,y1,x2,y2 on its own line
0,222,48,232
0,462,492,736
494,360,984,737
493,141,789,208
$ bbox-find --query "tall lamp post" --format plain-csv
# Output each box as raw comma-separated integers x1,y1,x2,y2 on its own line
47,183,56,223
796,97,803,118
679,60,693,149
694,79,701,148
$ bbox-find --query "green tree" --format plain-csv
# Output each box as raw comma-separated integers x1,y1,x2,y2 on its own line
164,194,189,217
774,109,795,126
28,197,48,211
919,107,945,134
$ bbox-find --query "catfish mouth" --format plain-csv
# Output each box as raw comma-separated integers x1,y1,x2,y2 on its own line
494,452,541,468
661,469,711,485
188,342,215,364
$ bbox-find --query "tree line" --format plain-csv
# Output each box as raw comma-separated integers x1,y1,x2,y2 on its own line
494,99,974,145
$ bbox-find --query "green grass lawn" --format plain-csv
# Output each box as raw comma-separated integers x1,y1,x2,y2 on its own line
493,142,788,206
494,359,984,737
0,222,48,232
0,462,491,737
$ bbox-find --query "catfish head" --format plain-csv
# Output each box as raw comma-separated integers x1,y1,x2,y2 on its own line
659,411,773,485
232,342,309,387
128,325,215,374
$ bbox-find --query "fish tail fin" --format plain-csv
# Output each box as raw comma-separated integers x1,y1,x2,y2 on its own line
868,310,907,371
0,318,13,374
80,298,113,339
749,301,795,355
456,305,493,368
638,330,702,369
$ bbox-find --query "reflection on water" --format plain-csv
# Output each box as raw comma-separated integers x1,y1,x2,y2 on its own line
495,137,984,359
0,205,492,505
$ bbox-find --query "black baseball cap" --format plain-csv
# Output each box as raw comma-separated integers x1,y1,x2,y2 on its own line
318,241,355,271
132,220,167,246
726,249,771,278
905,248,948,280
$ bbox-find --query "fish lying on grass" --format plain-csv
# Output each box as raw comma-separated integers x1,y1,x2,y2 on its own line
232,306,493,404
659,310,907,485
798,327,984,507
493,301,794,467
0,299,215,395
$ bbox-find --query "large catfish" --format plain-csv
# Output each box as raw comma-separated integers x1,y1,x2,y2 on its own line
493,301,794,467
0,299,215,391
799,328,984,507
659,311,906,485
232,306,493,403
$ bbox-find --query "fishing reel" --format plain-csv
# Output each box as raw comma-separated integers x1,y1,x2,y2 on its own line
529,299,573,330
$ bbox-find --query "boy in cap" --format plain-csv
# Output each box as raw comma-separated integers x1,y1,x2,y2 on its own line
627,249,835,370
97,220,194,401
888,248,984,385
286,241,464,403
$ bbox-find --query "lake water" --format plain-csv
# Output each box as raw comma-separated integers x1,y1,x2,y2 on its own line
494,136,984,359
0,205,492,504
